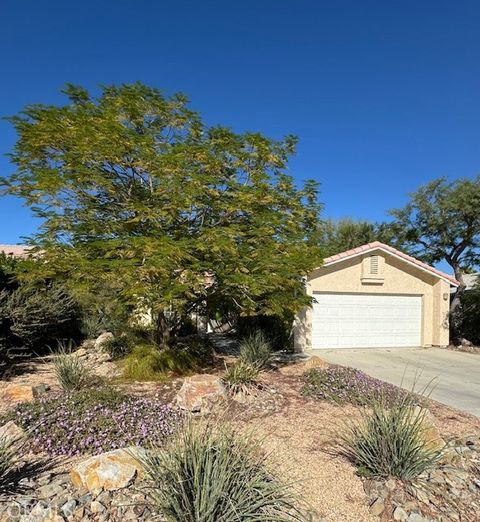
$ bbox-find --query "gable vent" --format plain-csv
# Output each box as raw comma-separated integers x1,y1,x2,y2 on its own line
370,255,379,275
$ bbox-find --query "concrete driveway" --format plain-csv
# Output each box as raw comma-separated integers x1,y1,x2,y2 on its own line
312,347,480,416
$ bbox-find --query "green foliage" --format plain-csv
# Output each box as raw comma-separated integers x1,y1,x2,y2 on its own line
122,344,199,381
0,282,79,356
223,359,260,394
138,419,304,521
390,177,480,335
2,83,323,342
235,315,293,350
102,336,133,359
53,342,98,391
390,177,480,269
320,218,395,257
459,288,480,344
338,396,443,481
173,335,215,366
239,330,272,368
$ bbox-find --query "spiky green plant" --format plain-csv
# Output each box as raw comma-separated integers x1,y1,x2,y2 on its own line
239,330,272,368
338,394,444,481
53,341,97,391
223,359,259,394
138,419,305,521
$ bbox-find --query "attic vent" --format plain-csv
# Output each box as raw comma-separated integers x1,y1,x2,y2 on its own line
370,255,379,275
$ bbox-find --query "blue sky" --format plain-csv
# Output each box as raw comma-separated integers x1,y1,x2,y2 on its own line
1,1,479,247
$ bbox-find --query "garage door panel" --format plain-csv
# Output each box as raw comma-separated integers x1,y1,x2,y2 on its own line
312,293,422,349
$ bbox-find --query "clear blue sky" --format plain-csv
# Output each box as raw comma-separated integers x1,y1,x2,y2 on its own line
1,0,479,246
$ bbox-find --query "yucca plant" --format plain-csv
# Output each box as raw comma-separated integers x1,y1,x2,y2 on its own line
223,359,260,395
239,330,272,368
338,394,444,481
138,419,305,521
53,341,97,391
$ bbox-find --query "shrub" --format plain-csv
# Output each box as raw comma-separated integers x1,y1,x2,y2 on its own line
138,419,304,521
338,395,443,481
235,314,293,350
0,283,79,351
53,343,97,391
239,330,272,368
458,289,480,345
301,366,406,406
174,335,215,366
223,359,259,394
102,336,133,359
5,388,182,457
122,345,197,381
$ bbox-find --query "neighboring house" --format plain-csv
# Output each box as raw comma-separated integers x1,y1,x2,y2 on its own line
0,244,32,258
294,242,459,352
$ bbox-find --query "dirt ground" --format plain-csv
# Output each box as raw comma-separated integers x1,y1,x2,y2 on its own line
0,356,479,522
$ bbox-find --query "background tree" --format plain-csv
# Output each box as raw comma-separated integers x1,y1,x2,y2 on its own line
390,177,480,338
1,83,322,345
320,218,395,257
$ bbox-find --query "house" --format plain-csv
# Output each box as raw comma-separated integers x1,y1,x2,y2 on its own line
294,242,459,351
0,244,32,258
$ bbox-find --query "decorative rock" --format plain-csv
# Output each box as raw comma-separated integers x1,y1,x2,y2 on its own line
60,500,77,518
413,406,445,451
70,447,145,492
96,361,120,378
90,500,106,514
393,506,408,521
304,355,329,370
94,332,114,350
407,513,427,522
37,481,66,499
176,374,226,412
1,384,44,403
0,420,26,444
369,498,385,516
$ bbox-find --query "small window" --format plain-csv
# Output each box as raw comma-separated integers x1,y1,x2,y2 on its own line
369,255,379,275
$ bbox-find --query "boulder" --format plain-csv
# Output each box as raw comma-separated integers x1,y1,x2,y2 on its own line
96,362,121,378
1,384,45,404
94,332,114,351
70,447,145,492
413,406,445,451
176,374,226,412
304,355,329,370
0,421,26,444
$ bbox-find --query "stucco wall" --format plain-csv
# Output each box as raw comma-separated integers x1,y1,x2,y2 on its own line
293,251,451,352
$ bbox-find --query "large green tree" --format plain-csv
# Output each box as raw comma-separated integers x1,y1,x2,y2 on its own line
390,177,480,336
1,83,322,344
320,218,395,257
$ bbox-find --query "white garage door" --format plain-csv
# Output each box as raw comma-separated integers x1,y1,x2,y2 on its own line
312,293,422,349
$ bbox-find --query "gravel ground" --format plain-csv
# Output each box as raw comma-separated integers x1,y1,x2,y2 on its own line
232,362,480,522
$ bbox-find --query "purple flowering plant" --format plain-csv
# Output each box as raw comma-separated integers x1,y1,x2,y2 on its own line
301,365,406,406
3,388,182,457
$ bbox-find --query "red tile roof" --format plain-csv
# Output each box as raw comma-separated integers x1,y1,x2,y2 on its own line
0,244,32,258
323,241,459,286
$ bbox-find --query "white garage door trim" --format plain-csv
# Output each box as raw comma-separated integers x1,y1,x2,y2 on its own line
311,293,422,349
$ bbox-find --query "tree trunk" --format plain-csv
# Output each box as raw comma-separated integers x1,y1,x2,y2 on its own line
450,265,467,344
155,310,170,347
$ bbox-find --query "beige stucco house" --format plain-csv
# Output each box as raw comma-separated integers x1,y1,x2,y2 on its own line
294,242,459,352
